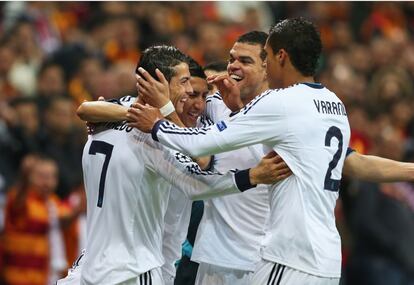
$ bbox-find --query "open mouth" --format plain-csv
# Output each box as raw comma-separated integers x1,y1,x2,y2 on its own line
188,112,199,119
230,74,243,82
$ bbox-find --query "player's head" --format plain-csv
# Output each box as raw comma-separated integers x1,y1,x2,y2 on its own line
265,18,322,89
179,57,209,128
203,61,227,94
136,45,193,114
227,31,268,103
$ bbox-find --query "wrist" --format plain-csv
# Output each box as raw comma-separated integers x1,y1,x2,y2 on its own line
235,168,257,192
159,101,175,117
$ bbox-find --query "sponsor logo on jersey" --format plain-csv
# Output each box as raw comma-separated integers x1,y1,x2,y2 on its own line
216,121,227,132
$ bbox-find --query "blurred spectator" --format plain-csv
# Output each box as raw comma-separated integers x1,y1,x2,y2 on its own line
1,155,68,285
36,62,67,113
8,19,44,97
68,56,105,103
39,96,85,199
343,181,414,285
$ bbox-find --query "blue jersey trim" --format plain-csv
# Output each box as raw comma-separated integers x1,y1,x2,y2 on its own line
346,147,355,157
301,82,324,89
151,120,165,141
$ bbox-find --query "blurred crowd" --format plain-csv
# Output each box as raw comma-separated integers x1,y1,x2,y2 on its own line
0,2,413,284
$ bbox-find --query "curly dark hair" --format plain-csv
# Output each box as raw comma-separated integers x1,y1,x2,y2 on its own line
268,18,322,76
136,45,188,82
237,31,268,61
187,56,206,79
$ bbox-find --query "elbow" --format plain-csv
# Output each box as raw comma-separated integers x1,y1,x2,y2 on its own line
76,104,87,121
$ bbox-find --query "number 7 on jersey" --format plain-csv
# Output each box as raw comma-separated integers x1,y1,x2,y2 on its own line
88,140,114,207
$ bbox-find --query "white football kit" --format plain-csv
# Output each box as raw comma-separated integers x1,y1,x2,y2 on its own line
192,93,270,285
161,116,214,285
58,96,256,285
152,83,351,280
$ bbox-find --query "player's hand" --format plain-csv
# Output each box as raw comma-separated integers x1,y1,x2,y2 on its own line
249,151,292,185
136,67,170,108
207,74,243,112
127,103,163,133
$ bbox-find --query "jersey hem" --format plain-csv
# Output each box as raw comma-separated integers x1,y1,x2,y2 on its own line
191,256,257,272
261,253,341,278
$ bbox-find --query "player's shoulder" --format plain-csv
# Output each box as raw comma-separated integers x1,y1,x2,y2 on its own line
107,95,136,107
197,115,215,127
206,92,223,104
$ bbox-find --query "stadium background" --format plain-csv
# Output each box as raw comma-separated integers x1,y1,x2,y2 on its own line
0,2,413,285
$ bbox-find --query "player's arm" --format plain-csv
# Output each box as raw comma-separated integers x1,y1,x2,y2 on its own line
152,147,291,200
130,90,280,157
77,101,128,122
343,149,414,182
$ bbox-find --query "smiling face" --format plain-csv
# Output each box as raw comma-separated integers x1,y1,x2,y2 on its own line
169,62,193,114
227,42,267,103
180,76,208,127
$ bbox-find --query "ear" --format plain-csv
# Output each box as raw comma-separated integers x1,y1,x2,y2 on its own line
278,49,288,66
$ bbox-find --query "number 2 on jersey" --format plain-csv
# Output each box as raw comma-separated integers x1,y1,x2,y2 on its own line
89,141,114,207
324,126,343,192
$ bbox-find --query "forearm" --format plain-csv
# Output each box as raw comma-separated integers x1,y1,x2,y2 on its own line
344,153,414,182
184,169,254,200
77,102,128,122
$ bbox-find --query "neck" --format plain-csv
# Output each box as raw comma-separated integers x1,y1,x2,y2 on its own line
282,68,314,88
241,81,269,105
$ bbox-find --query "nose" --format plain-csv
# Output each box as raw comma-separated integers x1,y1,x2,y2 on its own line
228,60,240,72
193,96,205,111
185,80,193,95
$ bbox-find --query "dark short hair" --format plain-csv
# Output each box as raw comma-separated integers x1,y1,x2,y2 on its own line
203,61,227,73
268,18,322,76
187,57,206,79
136,45,188,82
236,31,268,61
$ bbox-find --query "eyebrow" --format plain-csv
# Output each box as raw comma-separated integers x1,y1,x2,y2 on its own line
239,56,254,62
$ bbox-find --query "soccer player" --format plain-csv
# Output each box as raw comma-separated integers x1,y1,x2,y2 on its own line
128,18,352,285
57,45,287,285
160,57,212,285
129,29,414,285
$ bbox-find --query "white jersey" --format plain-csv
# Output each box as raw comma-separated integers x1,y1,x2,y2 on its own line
81,96,250,284
161,115,214,278
153,83,351,278
191,93,270,271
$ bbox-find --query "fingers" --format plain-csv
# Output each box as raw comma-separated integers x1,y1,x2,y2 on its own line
155,68,168,84
208,74,229,84
126,109,140,123
206,74,219,84
131,102,153,110
137,67,155,83
263,151,278,159
223,78,236,88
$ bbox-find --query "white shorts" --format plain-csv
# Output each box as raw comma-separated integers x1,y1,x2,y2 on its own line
161,268,175,285
56,250,164,285
195,262,253,285
122,269,164,285
56,250,85,285
251,259,340,285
